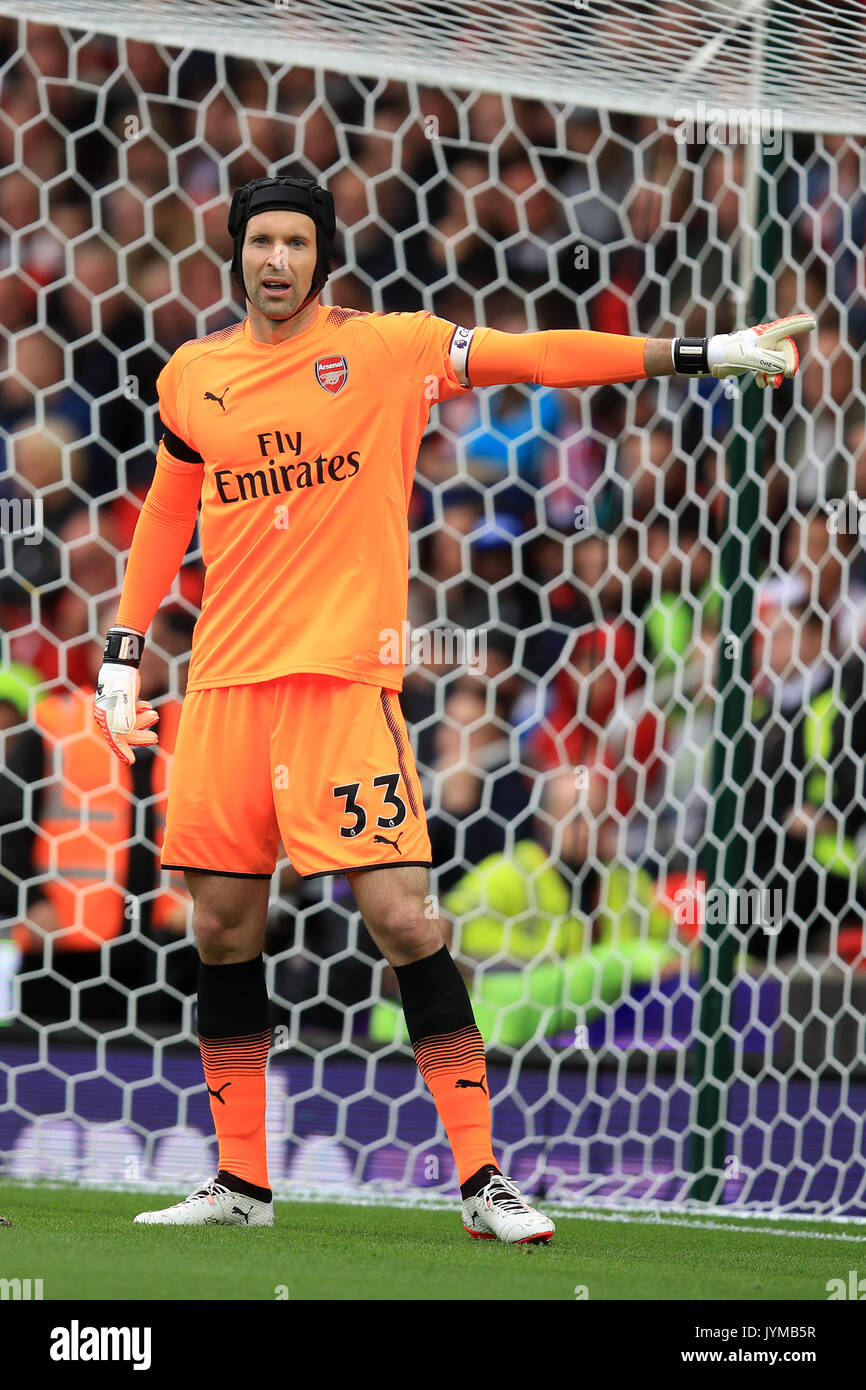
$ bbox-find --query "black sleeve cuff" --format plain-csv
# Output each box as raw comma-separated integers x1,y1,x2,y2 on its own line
160,417,204,464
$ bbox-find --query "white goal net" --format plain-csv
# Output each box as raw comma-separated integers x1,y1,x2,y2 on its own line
0,2,865,1215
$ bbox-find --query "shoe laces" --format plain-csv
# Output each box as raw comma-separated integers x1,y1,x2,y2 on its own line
184,1180,230,1203
483,1174,529,1215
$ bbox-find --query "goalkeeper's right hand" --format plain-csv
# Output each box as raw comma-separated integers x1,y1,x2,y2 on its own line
671,313,816,388
94,626,159,765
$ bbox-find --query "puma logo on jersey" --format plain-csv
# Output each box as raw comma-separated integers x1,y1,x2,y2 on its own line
373,832,403,853
207,1081,232,1105
455,1076,487,1094
204,387,230,410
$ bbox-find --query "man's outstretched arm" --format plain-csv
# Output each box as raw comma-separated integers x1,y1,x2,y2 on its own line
459,314,816,391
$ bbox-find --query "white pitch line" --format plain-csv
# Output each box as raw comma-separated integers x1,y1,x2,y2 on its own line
552,1208,866,1242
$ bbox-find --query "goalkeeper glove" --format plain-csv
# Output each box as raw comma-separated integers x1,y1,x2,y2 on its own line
94,626,159,766
671,313,816,388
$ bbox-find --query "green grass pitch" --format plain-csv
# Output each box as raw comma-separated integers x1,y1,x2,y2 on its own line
1,1184,863,1301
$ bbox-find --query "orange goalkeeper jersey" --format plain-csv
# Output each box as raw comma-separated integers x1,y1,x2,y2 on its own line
155,306,474,692
121,305,646,692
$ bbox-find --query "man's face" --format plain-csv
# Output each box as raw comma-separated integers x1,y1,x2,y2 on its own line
241,210,318,319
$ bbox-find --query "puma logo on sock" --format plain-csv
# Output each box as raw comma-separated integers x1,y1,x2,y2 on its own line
455,1076,487,1094
207,1081,232,1105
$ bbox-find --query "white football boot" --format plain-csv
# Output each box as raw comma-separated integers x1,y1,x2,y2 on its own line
133,1179,274,1227
462,1173,555,1244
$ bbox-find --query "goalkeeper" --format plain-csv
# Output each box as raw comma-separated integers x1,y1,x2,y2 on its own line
95,174,814,1243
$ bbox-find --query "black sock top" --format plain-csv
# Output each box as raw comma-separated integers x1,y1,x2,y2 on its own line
197,954,269,1039
393,944,474,1046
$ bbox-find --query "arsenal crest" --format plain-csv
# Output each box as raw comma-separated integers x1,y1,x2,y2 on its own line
315,355,348,395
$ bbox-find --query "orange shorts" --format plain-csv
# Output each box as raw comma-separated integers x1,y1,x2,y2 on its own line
161,674,431,879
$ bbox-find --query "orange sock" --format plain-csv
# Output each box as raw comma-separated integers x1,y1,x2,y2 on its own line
394,946,498,1189
199,1030,271,1189
196,955,271,1193
413,1024,497,1186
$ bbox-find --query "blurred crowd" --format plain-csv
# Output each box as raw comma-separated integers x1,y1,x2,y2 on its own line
1,22,865,1037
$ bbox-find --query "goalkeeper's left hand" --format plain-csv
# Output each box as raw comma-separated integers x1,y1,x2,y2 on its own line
672,313,817,389
94,626,159,765
94,697,160,765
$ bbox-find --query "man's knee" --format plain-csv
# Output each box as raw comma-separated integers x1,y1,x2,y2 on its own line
185,872,269,959
367,890,444,964
348,865,443,964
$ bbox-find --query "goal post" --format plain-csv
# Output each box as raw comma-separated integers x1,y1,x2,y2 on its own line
2,0,866,132
0,2,865,1218
690,4,781,1200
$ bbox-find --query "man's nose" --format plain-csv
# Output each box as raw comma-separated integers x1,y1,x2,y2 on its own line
268,243,289,270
